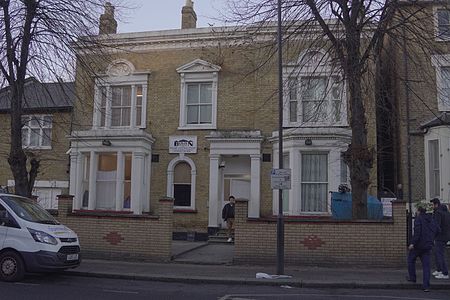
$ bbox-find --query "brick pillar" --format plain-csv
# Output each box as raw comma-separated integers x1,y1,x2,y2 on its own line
57,195,74,222
158,197,174,261
392,200,407,258
234,198,249,260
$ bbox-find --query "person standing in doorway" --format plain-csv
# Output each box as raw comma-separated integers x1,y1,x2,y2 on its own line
407,206,439,292
430,198,450,280
222,196,235,243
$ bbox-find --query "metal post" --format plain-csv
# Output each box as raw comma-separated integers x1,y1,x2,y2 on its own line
401,27,413,245
276,0,284,275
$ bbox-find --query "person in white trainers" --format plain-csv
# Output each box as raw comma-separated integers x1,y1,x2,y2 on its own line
222,196,235,243
430,198,450,280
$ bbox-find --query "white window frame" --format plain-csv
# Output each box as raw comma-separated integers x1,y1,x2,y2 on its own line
300,151,329,213
21,114,53,149
93,59,149,129
177,59,221,130
273,136,348,216
283,50,347,127
431,54,450,111
167,154,197,210
434,6,450,41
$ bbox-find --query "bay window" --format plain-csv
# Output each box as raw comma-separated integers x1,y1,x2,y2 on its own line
301,153,328,212
428,140,440,198
95,83,147,129
285,50,346,127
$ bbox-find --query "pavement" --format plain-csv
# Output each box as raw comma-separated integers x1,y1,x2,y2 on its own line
63,241,450,290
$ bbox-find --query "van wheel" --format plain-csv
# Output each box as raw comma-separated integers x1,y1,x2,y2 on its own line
0,251,25,282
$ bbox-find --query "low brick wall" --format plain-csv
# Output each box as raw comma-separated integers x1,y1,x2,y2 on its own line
57,195,173,261
234,199,407,267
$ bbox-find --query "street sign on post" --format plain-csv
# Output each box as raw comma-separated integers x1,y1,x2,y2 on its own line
271,169,291,190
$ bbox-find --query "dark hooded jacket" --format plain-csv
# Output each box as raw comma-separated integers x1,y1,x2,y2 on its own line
411,213,440,251
433,204,450,242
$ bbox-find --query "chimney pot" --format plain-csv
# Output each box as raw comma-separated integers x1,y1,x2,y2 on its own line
99,2,117,34
181,0,197,29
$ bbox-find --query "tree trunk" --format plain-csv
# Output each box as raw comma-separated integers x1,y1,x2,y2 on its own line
8,83,33,197
345,32,373,219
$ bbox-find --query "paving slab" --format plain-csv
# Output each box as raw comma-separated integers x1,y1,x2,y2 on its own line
173,243,234,265
171,241,208,259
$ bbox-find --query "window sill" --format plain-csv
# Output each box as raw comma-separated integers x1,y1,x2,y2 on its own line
178,125,216,131
22,146,52,150
173,208,197,213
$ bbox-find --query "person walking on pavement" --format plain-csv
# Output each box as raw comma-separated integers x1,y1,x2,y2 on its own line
430,198,450,280
222,196,235,243
407,206,440,292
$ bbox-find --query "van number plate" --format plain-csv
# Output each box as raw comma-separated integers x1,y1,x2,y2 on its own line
66,254,79,261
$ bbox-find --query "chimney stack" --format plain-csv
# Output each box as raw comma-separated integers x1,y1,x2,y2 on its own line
181,0,197,29
99,2,117,34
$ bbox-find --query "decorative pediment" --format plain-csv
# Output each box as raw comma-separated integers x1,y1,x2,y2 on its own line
176,59,221,74
106,59,135,77
298,49,329,68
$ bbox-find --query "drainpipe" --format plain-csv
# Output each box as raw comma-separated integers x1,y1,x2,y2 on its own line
402,26,413,245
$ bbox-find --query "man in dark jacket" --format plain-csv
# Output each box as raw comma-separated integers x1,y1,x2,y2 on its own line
430,198,450,279
222,196,235,242
407,206,440,291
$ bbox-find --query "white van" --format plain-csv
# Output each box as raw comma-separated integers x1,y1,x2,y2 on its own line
0,193,80,281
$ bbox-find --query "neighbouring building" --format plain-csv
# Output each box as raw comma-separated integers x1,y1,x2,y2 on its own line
0,77,75,209
67,1,380,239
379,2,450,206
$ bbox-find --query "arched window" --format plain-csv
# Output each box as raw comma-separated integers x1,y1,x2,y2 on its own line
173,162,191,207
167,155,196,210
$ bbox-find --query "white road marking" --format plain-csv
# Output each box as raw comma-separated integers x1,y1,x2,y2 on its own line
103,289,139,294
218,293,443,300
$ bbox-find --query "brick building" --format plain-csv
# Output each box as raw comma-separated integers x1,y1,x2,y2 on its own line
0,78,74,209
378,2,450,206
67,1,380,239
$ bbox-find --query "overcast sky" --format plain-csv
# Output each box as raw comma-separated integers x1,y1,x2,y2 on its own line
117,0,229,33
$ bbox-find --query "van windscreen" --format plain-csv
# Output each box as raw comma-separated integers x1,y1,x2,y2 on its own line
0,196,59,225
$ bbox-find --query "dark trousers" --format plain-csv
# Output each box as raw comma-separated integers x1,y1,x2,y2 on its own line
434,240,449,275
408,248,431,289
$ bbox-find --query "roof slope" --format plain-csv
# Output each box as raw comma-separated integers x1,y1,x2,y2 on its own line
0,77,74,112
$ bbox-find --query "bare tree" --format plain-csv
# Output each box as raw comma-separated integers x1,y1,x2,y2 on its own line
0,0,109,197
222,0,442,218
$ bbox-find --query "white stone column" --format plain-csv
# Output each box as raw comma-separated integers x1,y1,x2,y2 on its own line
143,153,151,212
105,86,112,128
130,85,137,128
70,151,82,210
88,151,97,210
249,154,261,218
131,152,145,214
291,148,299,214
208,154,220,228
69,151,78,196
92,86,101,129
115,151,124,211
140,84,148,129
